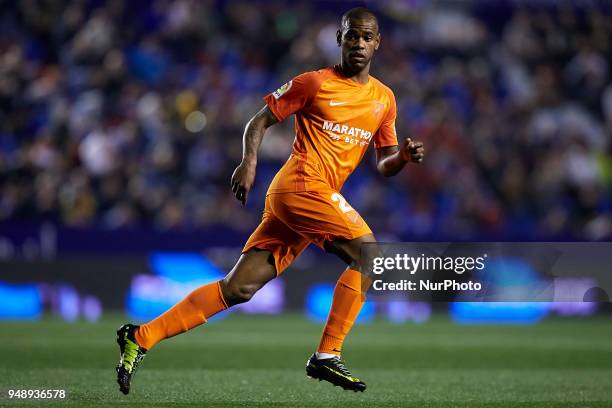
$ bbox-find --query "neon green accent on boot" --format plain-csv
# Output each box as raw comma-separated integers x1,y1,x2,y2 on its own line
121,336,144,373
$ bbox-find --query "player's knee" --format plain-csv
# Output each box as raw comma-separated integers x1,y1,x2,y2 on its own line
327,234,377,269
220,279,259,306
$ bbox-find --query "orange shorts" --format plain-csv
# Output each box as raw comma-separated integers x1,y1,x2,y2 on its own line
242,188,372,275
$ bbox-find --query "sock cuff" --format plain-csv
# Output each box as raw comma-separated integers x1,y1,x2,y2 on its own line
337,268,364,293
216,280,229,309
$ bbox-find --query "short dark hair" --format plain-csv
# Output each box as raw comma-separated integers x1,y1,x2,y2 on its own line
340,7,379,31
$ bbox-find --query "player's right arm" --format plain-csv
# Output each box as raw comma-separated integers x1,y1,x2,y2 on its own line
231,72,320,205
231,106,278,205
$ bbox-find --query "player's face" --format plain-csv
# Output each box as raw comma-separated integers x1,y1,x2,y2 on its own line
337,18,380,72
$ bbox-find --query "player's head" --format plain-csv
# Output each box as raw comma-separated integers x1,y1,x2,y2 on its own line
336,7,380,73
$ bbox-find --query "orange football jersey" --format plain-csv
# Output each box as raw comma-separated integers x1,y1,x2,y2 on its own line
264,65,398,194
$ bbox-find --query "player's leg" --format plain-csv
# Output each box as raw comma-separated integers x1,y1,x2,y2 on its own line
267,189,375,391
220,249,278,305
116,194,309,395
116,249,276,395
318,233,375,356
135,249,276,348
305,234,375,392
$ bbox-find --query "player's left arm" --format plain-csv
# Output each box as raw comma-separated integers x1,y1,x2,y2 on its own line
375,139,424,177
373,89,424,177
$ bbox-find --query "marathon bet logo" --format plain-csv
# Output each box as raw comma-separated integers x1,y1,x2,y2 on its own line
322,121,372,145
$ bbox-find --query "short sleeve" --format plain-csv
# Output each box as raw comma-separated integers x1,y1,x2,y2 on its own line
373,91,398,149
263,72,320,122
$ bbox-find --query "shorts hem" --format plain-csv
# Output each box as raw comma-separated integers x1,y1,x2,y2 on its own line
316,230,374,250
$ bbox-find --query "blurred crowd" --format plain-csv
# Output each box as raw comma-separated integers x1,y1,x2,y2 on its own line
0,0,611,240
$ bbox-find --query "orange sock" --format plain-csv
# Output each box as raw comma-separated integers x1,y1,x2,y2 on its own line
134,280,228,350
317,268,369,356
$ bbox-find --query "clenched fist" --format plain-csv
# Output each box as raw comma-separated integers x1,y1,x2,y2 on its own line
231,160,256,205
400,138,424,163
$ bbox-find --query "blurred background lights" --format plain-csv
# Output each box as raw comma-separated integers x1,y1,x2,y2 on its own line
185,110,207,132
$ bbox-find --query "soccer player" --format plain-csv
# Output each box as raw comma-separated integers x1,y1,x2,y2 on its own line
116,7,424,394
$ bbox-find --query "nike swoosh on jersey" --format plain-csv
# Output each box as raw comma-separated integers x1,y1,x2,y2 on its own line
329,101,348,106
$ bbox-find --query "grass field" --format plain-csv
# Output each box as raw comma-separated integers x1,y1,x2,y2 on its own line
0,313,611,407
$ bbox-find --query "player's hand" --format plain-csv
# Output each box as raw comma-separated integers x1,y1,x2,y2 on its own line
400,138,424,163
231,160,256,205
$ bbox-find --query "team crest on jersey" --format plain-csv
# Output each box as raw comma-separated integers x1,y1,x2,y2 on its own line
372,101,385,117
272,80,293,99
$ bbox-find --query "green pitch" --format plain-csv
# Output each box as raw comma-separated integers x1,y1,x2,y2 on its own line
1,313,611,407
